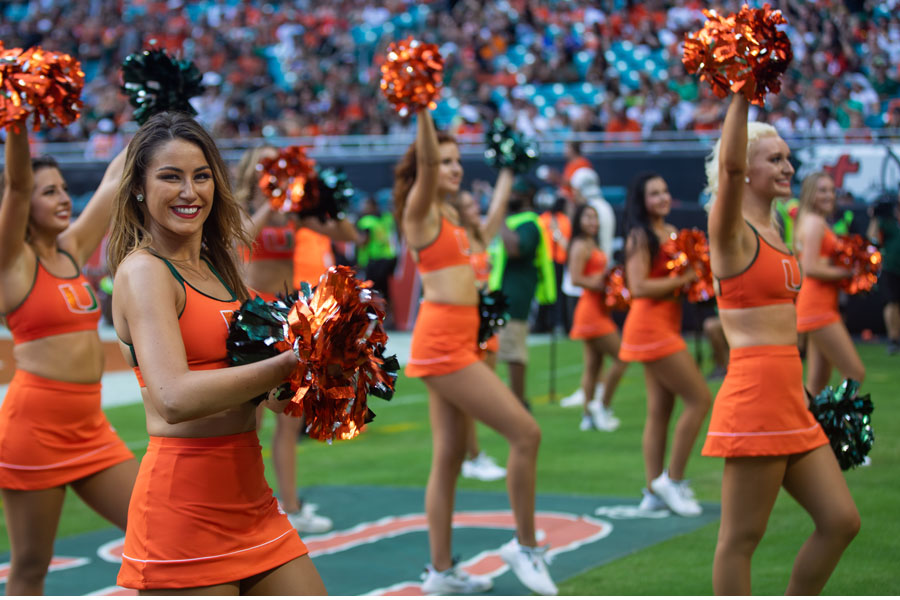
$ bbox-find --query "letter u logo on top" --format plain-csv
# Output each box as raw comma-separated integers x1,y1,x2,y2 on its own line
782,259,802,292
57,283,99,314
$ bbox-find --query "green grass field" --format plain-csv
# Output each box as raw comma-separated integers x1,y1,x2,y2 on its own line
1,338,896,595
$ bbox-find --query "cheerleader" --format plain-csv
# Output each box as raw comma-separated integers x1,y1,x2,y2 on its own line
398,110,556,595
567,203,628,431
794,172,864,394
619,173,711,516
703,94,858,594
0,124,136,595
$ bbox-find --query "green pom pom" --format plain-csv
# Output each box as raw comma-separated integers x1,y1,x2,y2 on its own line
809,379,874,470
307,166,355,222
121,48,203,125
478,289,510,346
484,119,539,173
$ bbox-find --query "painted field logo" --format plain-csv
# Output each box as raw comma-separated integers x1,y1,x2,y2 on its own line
92,510,610,595
0,486,719,596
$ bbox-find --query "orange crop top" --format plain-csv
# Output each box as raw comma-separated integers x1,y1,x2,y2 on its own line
128,255,241,387
583,247,608,276
3,250,100,344
715,223,802,310
414,217,471,274
470,250,491,283
249,224,295,261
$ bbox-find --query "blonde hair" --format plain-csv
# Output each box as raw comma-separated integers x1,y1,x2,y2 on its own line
106,112,252,301
704,121,779,201
796,171,833,222
233,145,277,210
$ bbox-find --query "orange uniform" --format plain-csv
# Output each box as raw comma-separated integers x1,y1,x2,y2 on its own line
703,225,828,458
795,227,841,332
118,256,307,590
618,247,686,362
244,224,295,262
470,250,499,353
569,248,617,340
0,251,133,490
406,218,482,378
293,227,333,289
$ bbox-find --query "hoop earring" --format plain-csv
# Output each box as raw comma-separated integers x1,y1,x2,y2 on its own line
136,194,144,203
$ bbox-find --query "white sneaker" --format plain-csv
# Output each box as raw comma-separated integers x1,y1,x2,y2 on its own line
421,564,493,595
559,388,584,408
579,414,594,431
499,538,558,595
461,452,507,481
286,503,333,533
638,487,669,512
650,471,702,517
588,400,620,431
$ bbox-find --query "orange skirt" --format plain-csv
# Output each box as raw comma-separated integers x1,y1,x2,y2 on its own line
405,301,481,378
618,298,686,362
0,371,133,490
796,277,841,332
117,431,308,590
702,345,828,457
570,290,617,340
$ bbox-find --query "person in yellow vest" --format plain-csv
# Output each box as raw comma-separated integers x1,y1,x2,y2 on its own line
490,178,556,408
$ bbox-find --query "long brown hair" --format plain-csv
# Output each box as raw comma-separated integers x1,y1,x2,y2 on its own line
106,112,252,301
392,131,457,237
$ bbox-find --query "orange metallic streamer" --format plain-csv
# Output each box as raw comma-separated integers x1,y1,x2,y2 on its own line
832,234,882,295
603,265,632,312
379,37,444,116
256,145,319,213
682,4,792,105
0,42,84,130
662,229,715,303
282,266,395,443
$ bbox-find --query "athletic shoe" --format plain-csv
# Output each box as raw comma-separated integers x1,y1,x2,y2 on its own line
286,503,333,533
861,455,872,467
461,452,507,481
499,538,558,595
579,414,594,431
650,471,702,517
559,388,584,407
421,564,493,595
588,400,620,431
638,487,669,512
888,340,900,356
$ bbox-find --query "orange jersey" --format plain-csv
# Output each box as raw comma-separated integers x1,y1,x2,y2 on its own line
470,250,492,283
4,250,100,344
561,156,592,200
413,217,471,274
619,245,685,362
715,224,802,310
249,224,295,261
132,256,240,387
539,212,571,264
293,228,334,288
795,227,841,332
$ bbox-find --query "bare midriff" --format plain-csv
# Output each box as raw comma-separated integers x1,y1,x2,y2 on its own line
245,258,294,296
14,330,104,383
143,396,258,438
420,264,480,306
719,302,798,348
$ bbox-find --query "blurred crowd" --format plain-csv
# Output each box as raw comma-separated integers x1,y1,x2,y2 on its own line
2,0,899,155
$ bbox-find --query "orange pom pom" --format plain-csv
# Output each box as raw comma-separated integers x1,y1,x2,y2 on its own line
832,234,882,295
283,267,396,443
256,146,319,213
0,43,84,131
660,229,714,303
603,265,632,312
379,37,444,116
682,4,792,105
